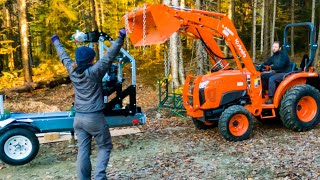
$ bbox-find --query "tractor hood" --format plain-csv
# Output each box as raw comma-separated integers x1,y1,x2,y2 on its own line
198,70,250,109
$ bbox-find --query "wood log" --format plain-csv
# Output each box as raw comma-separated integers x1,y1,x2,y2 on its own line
44,133,60,141
0,75,70,94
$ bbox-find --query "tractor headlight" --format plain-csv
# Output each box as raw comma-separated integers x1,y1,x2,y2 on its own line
199,80,209,89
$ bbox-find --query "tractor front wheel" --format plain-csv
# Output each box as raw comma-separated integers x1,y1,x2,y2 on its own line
280,84,320,131
218,105,254,141
192,118,218,130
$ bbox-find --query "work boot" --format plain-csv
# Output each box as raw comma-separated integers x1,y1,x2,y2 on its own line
265,98,273,104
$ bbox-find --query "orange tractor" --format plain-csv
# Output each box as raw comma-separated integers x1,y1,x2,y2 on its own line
124,4,320,141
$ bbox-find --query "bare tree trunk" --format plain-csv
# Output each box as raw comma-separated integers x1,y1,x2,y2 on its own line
196,40,208,75
252,0,257,62
195,0,208,75
4,4,10,28
94,0,101,30
232,0,235,19
28,27,34,70
155,44,161,61
90,0,100,60
270,0,276,55
79,0,86,30
9,52,14,70
4,3,14,70
11,2,22,69
18,0,33,84
163,0,170,5
180,0,185,8
228,0,235,21
178,0,185,84
217,0,222,47
263,0,270,59
225,0,235,55
90,0,98,30
260,0,265,55
311,0,315,24
100,0,105,31
170,0,179,88
163,0,171,80
291,0,294,58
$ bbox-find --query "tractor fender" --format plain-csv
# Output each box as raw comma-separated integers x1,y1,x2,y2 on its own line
273,72,318,108
0,120,40,135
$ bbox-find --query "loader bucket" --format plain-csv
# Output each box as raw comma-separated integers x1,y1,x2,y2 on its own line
124,4,182,46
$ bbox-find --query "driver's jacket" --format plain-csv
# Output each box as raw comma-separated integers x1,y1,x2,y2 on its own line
263,51,291,73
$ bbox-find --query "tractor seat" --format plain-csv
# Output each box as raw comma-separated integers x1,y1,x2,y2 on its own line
290,61,297,71
283,61,297,80
299,54,310,71
283,54,309,80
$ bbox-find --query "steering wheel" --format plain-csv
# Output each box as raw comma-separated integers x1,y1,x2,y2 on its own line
254,63,267,72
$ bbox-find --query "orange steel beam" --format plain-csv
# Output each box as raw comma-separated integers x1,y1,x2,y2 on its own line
125,4,263,114
125,4,258,75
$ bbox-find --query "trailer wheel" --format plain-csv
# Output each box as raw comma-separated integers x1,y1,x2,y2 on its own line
218,105,254,141
0,128,39,166
280,84,320,131
192,118,218,130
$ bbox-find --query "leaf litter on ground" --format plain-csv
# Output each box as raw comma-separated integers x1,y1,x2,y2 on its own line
0,83,320,179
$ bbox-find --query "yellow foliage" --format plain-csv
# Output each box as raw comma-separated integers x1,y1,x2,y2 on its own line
173,86,184,94
0,0,6,5
0,60,67,90
0,70,24,90
56,2,77,21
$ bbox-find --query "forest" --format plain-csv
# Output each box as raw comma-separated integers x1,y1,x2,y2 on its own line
0,0,320,89
1,1,320,179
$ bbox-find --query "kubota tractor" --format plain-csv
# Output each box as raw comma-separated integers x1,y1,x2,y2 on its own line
124,4,320,141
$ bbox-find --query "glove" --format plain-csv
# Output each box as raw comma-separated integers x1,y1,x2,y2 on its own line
265,65,271,71
72,30,88,42
256,64,265,72
118,28,126,38
51,35,59,43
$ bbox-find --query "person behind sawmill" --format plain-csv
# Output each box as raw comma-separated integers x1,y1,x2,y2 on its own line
51,28,126,180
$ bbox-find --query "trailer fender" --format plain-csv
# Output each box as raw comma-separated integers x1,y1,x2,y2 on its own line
0,120,40,135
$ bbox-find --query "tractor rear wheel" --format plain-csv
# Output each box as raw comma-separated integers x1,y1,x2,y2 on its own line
280,84,320,131
192,118,218,130
218,105,254,141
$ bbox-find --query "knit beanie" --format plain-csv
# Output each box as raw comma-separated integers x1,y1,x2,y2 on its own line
75,46,96,65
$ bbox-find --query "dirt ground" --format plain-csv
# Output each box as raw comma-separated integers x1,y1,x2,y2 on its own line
1,84,320,179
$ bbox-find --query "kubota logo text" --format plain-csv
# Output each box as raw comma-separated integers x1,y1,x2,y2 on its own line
235,38,247,58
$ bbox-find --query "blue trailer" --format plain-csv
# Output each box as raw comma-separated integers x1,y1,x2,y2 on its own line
0,32,146,166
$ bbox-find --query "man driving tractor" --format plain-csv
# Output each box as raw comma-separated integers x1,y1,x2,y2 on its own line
261,41,292,104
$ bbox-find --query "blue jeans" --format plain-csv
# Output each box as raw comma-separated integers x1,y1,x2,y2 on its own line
261,72,285,97
74,112,112,180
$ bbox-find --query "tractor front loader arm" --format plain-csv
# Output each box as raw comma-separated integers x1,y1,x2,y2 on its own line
124,4,263,116
124,4,258,75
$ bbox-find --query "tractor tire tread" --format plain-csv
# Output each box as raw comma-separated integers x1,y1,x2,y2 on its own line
218,105,254,142
280,84,320,132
